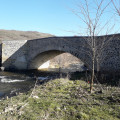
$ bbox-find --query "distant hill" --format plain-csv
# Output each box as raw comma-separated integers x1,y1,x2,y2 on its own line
0,29,53,41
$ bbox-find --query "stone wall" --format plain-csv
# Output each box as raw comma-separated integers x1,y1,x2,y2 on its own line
0,44,2,66
0,34,120,72
2,40,28,70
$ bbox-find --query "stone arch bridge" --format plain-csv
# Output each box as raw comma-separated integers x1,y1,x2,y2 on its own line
1,34,120,72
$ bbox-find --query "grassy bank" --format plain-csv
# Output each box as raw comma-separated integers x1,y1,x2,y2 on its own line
0,78,120,120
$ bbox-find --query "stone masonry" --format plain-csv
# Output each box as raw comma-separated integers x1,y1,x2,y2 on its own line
1,34,120,72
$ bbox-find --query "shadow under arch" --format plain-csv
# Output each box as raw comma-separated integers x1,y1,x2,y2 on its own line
28,49,90,70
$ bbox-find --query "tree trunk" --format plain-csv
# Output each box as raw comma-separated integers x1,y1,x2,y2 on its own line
90,44,95,93
90,58,95,93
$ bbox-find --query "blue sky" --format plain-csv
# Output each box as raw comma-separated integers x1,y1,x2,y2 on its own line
0,0,119,36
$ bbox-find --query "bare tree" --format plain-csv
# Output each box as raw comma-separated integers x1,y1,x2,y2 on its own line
112,0,120,16
71,0,114,93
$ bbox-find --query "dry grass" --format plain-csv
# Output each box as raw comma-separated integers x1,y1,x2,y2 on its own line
0,78,119,120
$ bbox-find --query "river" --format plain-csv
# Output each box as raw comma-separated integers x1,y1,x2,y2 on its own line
0,69,69,99
0,70,60,99
0,65,86,99
0,71,36,99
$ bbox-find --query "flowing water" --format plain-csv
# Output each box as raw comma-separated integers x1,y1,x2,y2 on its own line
0,65,86,99
0,70,55,99
0,71,36,98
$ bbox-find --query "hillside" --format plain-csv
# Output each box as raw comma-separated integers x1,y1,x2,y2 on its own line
0,29,53,41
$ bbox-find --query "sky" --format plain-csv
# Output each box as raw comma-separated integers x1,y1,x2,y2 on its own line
0,0,119,36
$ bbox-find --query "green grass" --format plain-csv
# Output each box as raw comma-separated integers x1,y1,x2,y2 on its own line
0,78,120,120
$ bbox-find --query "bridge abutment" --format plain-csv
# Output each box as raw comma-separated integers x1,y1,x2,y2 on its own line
2,40,28,70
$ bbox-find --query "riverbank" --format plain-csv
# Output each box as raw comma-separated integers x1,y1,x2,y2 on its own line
0,78,120,120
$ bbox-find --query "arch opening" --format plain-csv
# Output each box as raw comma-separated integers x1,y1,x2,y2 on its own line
28,50,64,70
28,50,88,72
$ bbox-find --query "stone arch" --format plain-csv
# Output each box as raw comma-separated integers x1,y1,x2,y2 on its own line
28,49,90,70
27,37,92,70
1,35,120,71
